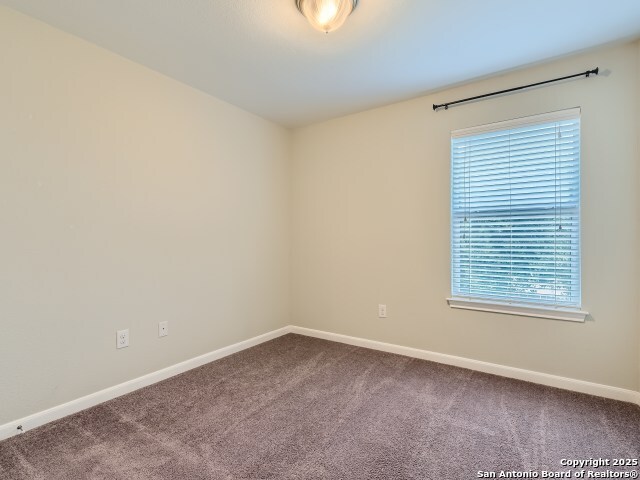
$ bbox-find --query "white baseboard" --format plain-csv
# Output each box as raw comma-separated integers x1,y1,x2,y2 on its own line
289,326,640,407
2,324,638,442
0,326,291,441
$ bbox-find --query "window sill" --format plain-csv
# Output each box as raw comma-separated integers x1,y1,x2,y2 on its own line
446,297,588,322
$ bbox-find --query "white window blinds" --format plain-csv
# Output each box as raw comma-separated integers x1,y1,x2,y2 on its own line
451,109,581,308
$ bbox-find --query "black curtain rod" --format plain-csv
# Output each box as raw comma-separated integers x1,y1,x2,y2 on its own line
433,67,599,112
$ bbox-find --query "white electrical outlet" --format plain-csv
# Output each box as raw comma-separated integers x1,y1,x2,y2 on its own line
116,329,129,349
158,321,169,338
378,304,387,318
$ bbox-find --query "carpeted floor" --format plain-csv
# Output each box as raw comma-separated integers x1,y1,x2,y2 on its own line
0,334,638,479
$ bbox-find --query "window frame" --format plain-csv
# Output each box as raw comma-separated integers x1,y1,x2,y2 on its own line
447,109,588,322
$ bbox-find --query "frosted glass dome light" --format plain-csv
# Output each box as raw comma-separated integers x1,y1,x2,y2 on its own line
296,0,358,33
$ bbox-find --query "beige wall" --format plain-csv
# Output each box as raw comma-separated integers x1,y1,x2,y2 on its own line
0,7,290,424
292,42,640,391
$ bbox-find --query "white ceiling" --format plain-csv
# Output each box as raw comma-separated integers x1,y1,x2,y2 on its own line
3,0,640,127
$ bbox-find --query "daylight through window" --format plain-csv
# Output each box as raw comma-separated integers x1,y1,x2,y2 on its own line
451,109,581,308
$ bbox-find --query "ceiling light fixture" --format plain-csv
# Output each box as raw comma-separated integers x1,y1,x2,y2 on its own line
296,0,358,33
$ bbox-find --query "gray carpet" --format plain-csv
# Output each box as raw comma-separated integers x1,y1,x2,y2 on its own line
0,334,638,479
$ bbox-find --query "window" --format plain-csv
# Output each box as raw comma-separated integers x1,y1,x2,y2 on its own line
449,109,586,321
